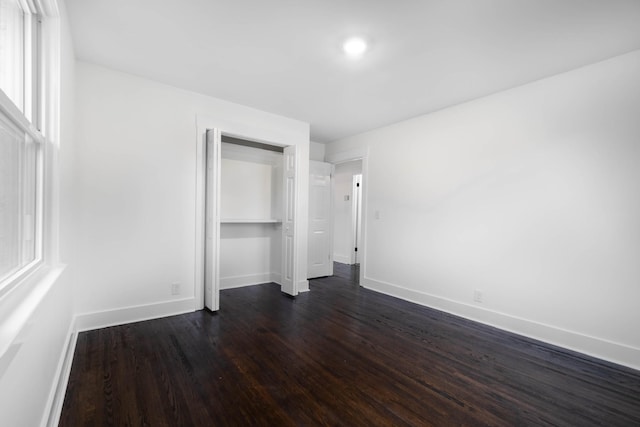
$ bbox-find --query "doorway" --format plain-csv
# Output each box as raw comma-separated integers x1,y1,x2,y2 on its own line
203,129,299,311
352,173,362,265
324,147,368,287
332,160,363,266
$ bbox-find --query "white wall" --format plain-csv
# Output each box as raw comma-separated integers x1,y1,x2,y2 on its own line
333,160,362,264
220,223,282,288
219,145,283,288
0,1,77,425
73,62,309,322
0,268,72,427
326,49,640,370
221,158,276,220
310,141,326,161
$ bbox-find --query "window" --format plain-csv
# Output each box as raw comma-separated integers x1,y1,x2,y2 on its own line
0,0,45,291
0,0,25,111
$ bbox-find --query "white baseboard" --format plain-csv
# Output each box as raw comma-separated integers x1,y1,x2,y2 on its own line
219,273,309,294
334,254,351,264
271,273,282,285
362,276,640,371
45,317,78,427
220,273,275,289
75,298,196,332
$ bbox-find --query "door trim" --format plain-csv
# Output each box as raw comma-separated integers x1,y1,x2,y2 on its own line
325,147,369,286
351,173,362,265
195,114,307,309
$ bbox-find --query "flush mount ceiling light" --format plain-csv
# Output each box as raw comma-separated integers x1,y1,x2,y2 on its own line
342,37,368,58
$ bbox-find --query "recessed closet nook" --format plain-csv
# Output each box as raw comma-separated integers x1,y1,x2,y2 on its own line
220,135,284,281
204,130,299,311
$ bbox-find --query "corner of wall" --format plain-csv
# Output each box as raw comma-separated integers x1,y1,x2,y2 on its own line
74,298,196,333
298,279,310,293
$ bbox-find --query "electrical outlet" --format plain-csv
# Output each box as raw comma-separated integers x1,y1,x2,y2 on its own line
171,283,181,296
473,289,483,303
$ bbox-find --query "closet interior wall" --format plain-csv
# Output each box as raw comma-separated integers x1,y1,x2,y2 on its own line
219,137,284,289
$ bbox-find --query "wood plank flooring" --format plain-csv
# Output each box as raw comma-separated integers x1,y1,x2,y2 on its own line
60,263,640,426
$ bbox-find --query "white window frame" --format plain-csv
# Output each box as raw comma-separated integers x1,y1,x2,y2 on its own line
0,0,59,297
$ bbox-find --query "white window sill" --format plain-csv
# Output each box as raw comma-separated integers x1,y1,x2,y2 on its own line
0,264,66,374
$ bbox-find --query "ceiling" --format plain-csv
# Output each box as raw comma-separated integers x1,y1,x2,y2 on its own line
65,0,640,143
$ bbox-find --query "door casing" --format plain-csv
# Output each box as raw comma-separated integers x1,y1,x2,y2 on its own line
196,118,305,311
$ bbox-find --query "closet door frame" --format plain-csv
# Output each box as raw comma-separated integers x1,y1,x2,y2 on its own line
204,129,221,311
195,115,306,311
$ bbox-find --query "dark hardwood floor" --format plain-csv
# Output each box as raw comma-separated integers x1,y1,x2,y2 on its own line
60,263,640,426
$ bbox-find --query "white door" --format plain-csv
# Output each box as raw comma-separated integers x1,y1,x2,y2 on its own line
308,161,334,278
281,145,298,296
204,129,221,311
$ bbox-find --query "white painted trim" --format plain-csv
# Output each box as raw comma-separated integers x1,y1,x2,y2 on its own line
351,174,362,265
362,275,640,371
271,272,282,285
40,2,62,272
194,115,208,310
0,88,40,134
205,272,290,291
221,281,270,290
334,254,351,264
0,5,58,298
220,273,274,289
75,298,196,332
0,265,65,361
43,316,77,427
220,219,281,224
325,147,369,165
36,0,59,17
325,147,369,288
298,279,310,293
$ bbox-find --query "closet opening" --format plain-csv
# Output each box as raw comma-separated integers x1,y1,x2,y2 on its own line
204,129,299,311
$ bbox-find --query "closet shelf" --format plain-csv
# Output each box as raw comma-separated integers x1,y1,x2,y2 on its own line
220,219,282,224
